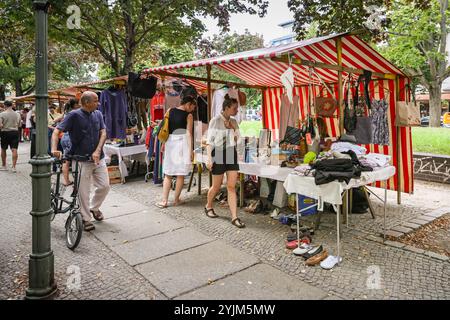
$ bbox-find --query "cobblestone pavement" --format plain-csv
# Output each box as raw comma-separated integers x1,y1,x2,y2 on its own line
0,143,164,300
114,175,450,300
1,143,449,300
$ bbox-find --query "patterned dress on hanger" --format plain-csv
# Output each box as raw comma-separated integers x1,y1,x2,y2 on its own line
371,99,390,145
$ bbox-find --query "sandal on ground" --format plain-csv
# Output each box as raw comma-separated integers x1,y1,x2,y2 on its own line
90,209,104,221
155,202,168,209
83,221,95,231
204,207,218,218
173,200,186,206
231,218,245,228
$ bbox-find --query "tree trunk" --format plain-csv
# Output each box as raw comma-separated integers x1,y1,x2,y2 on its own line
122,48,134,75
429,85,442,127
14,79,23,98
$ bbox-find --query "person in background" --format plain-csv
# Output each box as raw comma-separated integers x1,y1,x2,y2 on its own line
29,106,37,158
51,91,109,232
204,94,245,228
47,103,63,153
60,98,80,186
20,108,29,142
155,95,196,208
0,100,22,172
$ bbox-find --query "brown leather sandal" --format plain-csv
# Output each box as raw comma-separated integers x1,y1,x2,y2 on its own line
204,207,218,218
90,209,104,221
231,218,245,228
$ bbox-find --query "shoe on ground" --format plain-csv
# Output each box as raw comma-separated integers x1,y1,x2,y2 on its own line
302,245,323,259
11,167,17,173
83,221,95,231
270,208,280,219
0,166,7,171
286,236,311,249
293,243,313,256
306,249,328,266
320,255,342,270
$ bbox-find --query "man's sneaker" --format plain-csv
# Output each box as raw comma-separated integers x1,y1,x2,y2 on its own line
0,166,7,171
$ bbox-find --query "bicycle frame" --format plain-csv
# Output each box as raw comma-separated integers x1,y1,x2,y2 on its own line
51,158,82,216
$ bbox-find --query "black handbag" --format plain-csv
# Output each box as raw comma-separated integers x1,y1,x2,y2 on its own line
128,72,157,99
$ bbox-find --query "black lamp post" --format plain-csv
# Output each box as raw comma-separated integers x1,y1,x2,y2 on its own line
26,0,57,299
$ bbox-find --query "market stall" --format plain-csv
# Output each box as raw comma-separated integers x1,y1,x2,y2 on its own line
140,31,414,268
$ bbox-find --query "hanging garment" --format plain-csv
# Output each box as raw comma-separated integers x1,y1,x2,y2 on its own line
212,88,228,120
279,94,300,141
228,87,245,123
150,91,165,122
196,94,208,124
371,99,390,145
280,67,295,104
99,88,128,139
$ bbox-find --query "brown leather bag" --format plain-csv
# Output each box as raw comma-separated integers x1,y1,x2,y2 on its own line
315,88,337,117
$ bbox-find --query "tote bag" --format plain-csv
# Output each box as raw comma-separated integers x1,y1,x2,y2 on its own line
396,101,420,127
395,84,420,127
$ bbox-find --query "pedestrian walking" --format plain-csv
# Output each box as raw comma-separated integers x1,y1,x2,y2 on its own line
51,91,109,231
0,100,22,173
155,95,196,208
204,94,245,228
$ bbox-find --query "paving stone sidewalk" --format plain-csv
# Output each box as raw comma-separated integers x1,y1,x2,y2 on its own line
1,143,449,300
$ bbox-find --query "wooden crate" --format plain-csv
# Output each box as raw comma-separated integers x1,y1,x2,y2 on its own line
107,166,121,184
109,177,122,185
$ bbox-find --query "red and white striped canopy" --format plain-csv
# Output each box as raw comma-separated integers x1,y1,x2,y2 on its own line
144,32,404,88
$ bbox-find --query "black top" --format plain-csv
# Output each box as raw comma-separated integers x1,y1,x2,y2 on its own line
169,108,189,135
197,95,208,124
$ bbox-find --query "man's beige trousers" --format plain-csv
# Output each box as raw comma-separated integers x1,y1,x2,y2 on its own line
77,159,110,222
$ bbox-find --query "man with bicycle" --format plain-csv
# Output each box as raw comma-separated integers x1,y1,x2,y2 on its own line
51,91,110,231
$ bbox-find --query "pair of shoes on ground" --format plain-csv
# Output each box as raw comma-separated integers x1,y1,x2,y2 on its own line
286,230,312,242
294,245,330,266
290,224,314,235
285,235,311,249
244,199,263,214
0,166,16,172
155,200,185,209
204,207,245,228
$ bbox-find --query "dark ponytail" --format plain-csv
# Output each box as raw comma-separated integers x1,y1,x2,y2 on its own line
181,95,197,106
222,94,238,111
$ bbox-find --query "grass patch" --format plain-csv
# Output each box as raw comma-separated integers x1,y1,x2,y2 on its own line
411,127,450,155
239,120,263,137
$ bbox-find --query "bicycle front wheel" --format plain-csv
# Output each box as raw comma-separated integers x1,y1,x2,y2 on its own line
65,211,83,250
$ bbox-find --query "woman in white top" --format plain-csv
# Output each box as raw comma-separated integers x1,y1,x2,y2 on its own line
204,95,245,228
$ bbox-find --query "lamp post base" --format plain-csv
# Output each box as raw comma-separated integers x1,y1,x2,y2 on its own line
25,251,57,300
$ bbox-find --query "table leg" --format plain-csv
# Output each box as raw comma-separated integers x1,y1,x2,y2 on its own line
363,186,376,220
239,173,244,208
342,191,347,226
187,164,195,192
314,210,322,231
198,164,202,195
349,189,353,215
336,204,341,263
383,180,387,242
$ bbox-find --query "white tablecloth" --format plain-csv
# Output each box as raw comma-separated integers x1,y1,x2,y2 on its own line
104,144,147,180
195,152,293,181
283,166,396,205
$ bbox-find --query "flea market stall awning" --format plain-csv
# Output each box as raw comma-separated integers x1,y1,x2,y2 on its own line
142,32,413,196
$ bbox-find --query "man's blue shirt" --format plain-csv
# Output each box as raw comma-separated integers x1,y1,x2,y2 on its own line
57,108,106,159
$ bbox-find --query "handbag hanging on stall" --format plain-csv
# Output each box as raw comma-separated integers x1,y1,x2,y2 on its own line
395,84,420,127
347,73,373,145
344,74,357,133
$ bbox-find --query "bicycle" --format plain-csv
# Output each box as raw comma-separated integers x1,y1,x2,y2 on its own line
50,155,88,250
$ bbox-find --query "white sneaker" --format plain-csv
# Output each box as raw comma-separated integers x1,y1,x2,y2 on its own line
0,166,7,171
11,167,17,173
270,208,280,219
320,255,343,270
293,243,313,256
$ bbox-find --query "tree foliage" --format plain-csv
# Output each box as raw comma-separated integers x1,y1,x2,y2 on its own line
49,0,268,76
379,0,450,127
287,0,388,41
